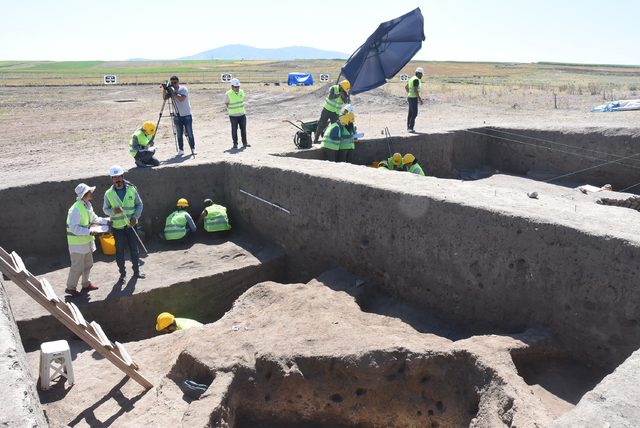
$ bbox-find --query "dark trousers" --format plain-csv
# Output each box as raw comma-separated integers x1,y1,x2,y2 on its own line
324,148,338,162
174,114,195,151
229,115,247,147
407,97,419,130
135,150,160,167
113,227,140,275
314,108,339,143
337,149,352,163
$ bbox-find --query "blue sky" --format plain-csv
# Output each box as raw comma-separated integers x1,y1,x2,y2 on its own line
2,0,639,64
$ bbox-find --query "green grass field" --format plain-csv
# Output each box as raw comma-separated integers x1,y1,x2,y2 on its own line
0,60,638,96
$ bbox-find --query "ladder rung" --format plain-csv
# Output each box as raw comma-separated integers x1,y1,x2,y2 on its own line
40,278,60,303
89,321,113,349
10,251,29,276
115,341,137,369
67,302,87,328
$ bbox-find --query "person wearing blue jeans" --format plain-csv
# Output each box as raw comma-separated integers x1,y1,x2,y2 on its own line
164,75,197,156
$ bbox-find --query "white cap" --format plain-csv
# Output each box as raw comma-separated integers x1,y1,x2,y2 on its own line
416,67,424,74
230,78,241,87
109,165,124,177
75,183,96,199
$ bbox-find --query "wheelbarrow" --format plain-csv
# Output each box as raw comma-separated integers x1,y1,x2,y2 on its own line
284,119,318,149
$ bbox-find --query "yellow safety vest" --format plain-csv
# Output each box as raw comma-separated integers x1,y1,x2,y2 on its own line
226,89,245,115
66,201,94,245
408,75,422,98
407,163,425,176
129,128,151,157
323,85,344,114
164,210,188,240
105,185,139,229
204,205,231,232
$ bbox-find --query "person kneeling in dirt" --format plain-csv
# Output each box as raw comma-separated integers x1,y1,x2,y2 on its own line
162,198,197,241
402,153,425,176
337,105,357,163
156,312,202,333
197,199,231,233
130,121,160,168
321,106,356,162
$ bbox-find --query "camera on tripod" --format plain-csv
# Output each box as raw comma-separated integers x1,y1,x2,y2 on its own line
161,80,174,94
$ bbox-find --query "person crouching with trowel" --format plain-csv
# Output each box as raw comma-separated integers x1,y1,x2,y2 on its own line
65,183,110,297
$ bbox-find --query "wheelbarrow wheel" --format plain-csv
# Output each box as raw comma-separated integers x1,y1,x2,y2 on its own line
294,131,312,149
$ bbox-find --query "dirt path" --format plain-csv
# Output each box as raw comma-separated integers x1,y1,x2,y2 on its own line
1,84,639,189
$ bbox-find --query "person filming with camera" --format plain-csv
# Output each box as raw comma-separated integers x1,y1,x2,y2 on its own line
163,75,197,156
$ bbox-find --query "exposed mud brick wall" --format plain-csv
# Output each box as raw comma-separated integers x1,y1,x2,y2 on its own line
0,165,227,257
0,282,47,427
225,159,640,370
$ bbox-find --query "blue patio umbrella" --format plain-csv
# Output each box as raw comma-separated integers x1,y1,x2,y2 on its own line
341,8,425,95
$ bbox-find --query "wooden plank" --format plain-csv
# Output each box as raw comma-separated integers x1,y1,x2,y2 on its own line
0,246,153,390
115,342,138,370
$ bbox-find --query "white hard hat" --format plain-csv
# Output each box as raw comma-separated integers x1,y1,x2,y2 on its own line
416,67,424,74
74,183,96,199
109,165,124,177
230,78,241,87
342,104,354,113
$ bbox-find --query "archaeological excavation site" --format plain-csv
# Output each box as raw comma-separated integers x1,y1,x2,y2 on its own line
3,128,640,427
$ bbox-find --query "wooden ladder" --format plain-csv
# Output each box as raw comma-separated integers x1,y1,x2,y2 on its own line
0,246,153,390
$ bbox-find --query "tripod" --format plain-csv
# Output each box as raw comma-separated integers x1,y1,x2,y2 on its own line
154,89,181,154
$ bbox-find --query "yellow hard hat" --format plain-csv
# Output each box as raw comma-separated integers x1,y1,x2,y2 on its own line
339,79,350,92
339,111,355,125
142,121,156,135
402,153,416,165
377,160,388,168
156,312,175,331
177,198,189,208
392,153,402,166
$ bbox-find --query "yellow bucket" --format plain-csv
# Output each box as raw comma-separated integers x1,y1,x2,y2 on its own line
99,233,116,256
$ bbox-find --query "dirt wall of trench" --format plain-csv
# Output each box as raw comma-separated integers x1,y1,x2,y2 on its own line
223,159,640,371
1,151,640,371
285,128,640,189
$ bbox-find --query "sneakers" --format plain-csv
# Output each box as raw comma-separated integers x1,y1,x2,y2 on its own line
82,283,99,291
243,143,251,148
177,150,184,156
65,289,81,297
192,149,198,155
133,271,146,279
407,128,415,133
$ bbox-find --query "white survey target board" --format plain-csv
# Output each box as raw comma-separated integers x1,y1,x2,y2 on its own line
399,74,409,82
319,74,330,82
221,73,233,82
103,75,117,84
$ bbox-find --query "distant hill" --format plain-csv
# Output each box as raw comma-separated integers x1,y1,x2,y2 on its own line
180,44,349,60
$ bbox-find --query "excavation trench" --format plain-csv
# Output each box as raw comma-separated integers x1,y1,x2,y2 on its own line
2,129,640,426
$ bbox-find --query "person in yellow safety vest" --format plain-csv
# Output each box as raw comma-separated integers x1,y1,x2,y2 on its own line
130,121,160,168
405,67,424,133
313,79,350,145
321,107,355,162
385,152,404,171
163,198,197,241
156,312,203,333
103,165,145,282
336,104,357,163
197,199,231,233
65,183,110,297
225,78,250,149
402,153,425,176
